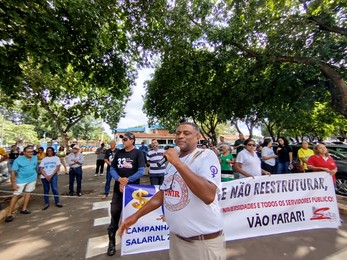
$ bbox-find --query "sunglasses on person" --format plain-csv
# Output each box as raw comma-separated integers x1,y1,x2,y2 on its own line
247,143,256,147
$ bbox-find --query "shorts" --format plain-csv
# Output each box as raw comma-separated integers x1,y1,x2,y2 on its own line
13,181,36,195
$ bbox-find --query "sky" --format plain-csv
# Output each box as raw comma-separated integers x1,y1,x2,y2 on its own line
104,67,261,137
104,68,153,135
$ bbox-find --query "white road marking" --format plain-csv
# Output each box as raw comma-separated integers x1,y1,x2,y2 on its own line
86,200,120,258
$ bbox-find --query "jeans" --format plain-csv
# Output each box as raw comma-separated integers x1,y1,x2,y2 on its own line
277,161,291,174
150,175,164,185
96,159,105,174
69,166,83,194
41,174,60,204
7,159,14,175
104,168,113,195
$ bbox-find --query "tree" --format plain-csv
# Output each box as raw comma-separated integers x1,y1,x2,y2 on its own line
211,0,347,116
0,0,138,146
143,48,236,143
0,115,39,145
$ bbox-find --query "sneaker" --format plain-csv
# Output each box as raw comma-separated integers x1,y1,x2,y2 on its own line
68,192,74,196
100,173,104,176
101,194,108,199
55,203,63,208
77,193,82,197
94,174,98,177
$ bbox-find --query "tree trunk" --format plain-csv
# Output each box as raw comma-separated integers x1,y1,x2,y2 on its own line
319,63,347,117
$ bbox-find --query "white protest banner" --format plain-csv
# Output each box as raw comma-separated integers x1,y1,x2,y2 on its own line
121,172,340,256
121,184,170,256
221,172,340,241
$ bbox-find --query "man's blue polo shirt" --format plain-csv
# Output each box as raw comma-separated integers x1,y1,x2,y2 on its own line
12,155,38,184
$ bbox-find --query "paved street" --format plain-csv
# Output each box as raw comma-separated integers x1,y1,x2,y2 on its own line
0,153,347,260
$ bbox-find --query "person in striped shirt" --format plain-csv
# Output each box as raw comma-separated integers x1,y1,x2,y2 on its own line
147,139,166,185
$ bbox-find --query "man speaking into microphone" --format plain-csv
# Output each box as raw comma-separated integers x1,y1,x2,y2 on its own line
118,122,225,260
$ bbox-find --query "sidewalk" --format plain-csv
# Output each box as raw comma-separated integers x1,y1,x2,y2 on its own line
337,195,347,215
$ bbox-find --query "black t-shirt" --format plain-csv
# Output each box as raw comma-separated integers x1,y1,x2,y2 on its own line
276,145,293,163
234,139,245,154
111,148,145,178
9,152,20,160
104,148,118,169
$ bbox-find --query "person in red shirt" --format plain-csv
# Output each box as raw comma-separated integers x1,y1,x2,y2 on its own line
307,143,338,184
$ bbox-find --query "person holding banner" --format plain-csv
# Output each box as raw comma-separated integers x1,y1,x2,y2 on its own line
261,138,278,174
234,139,271,178
307,143,337,183
297,141,314,172
106,132,145,256
118,122,225,260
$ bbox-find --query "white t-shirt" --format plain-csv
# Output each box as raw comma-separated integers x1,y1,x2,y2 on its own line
39,156,61,178
162,148,223,237
261,146,276,166
236,149,262,178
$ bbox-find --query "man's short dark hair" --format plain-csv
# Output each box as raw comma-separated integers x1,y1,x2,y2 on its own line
178,122,200,134
24,146,34,152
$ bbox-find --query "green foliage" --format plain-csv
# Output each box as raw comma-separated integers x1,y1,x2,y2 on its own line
0,0,141,143
142,0,346,139
0,115,39,145
1,0,346,141
70,117,104,142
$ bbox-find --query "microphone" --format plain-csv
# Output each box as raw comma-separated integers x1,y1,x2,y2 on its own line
157,146,180,167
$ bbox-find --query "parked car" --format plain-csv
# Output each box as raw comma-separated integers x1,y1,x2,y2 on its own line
289,144,347,196
327,150,347,196
324,144,347,156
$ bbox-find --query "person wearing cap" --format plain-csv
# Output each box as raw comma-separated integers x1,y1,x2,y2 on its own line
67,145,84,196
106,132,145,256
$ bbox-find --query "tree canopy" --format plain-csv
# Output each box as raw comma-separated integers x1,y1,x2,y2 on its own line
142,0,347,140
0,0,139,145
1,0,346,142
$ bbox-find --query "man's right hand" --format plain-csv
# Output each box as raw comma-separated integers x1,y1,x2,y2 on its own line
118,215,138,237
